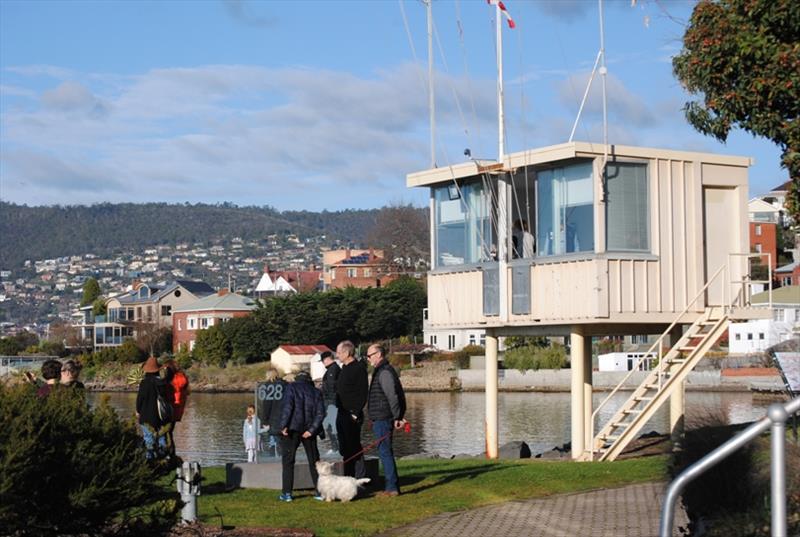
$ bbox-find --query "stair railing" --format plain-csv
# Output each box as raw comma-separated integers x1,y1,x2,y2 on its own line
728,252,773,310
660,396,800,537
588,263,728,459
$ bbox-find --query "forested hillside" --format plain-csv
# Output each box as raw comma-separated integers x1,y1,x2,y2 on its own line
0,202,387,267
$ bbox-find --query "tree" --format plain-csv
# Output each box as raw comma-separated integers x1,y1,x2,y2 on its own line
0,384,175,535
80,277,102,307
134,321,171,358
193,325,231,367
673,0,800,224
365,204,430,269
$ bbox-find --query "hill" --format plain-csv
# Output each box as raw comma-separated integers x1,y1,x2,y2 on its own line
0,202,384,268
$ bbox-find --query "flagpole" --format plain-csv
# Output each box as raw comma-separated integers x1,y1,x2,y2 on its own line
495,1,508,326
426,0,435,168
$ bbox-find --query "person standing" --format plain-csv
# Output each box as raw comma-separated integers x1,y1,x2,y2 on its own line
335,340,368,478
242,404,265,463
366,344,407,497
136,356,172,461
278,371,325,502
59,360,85,390
36,359,61,398
320,350,340,451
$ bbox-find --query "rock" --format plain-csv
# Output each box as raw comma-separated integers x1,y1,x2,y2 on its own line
537,449,568,460
498,441,531,459
399,452,440,460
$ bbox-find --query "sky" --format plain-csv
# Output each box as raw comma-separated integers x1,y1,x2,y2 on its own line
0,0,788,211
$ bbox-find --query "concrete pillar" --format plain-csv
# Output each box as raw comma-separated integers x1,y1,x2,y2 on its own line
583,335,593,454
570,326,586,460
668,326,685,450
485,329,499,459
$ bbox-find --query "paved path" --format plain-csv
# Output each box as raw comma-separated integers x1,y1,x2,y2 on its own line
378,482,689,537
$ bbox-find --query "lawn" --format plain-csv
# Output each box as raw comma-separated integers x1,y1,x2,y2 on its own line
194,456,668,537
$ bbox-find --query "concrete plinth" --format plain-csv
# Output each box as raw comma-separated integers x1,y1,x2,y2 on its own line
226,457,379,490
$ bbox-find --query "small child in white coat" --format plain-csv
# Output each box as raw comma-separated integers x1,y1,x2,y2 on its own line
243,404,266,462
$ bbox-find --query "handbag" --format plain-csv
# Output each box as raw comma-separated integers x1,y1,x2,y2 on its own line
157,392,173,423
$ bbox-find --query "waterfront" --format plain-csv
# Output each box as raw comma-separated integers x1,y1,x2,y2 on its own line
91,390,773,466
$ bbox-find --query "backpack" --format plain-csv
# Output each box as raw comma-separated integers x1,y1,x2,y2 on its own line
157,392,173,423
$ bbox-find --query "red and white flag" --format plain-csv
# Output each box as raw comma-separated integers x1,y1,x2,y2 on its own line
487,0,516,29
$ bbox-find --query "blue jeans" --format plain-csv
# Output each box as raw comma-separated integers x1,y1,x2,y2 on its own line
373,419,399,493
141,424,168,460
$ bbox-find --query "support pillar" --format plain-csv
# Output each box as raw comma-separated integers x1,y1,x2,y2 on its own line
570,326,586,460
668,326,685,450
485,329,499,459
583,335,593,455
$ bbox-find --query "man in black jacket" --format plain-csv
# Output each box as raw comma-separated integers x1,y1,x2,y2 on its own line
320,351,340,451
366,344,406,496
278,371,325,502
335,340,368,478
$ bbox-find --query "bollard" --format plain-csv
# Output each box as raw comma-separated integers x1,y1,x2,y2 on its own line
176,461,201,524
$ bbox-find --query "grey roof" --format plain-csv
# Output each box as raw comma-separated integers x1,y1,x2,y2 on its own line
775,261,799,273
173,292,257,313
175,280,215,296
117,280,214,304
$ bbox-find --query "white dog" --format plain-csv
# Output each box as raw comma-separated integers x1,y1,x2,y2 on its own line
315,461,370,502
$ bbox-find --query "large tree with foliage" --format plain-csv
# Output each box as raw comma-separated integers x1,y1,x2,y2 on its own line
80,277,102,307
673,0,800,224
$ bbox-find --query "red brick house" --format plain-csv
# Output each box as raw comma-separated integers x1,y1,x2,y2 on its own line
749,221,778,270
327,248,399,289
172,290,256,352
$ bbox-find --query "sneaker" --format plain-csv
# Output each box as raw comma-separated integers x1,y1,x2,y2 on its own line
377,490,399,497
278,493,293,502
313,494,324,501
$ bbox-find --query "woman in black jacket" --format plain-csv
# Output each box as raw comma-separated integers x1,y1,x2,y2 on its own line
136,356,172,461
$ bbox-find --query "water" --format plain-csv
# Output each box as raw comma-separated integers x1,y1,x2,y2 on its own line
90,391,773,466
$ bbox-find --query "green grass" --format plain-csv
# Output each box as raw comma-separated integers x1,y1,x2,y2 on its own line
195,456,668,536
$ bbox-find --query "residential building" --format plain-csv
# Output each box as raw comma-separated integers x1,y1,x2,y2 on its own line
776,261,800,287
729,286,799,354
270,344,333,375
254,266,321,297
407,141,771,461
79,280,214,349
325,248,398,289
760,180,795,228
172,289,257,352
422,307,487,351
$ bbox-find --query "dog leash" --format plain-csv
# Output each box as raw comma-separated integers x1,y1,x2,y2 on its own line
341,421,411,465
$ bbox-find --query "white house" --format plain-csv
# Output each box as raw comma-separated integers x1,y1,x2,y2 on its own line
270,344,333,375
598,352,657,372
729,286,799,354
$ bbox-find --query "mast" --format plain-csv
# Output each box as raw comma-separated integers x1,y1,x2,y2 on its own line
494,0,508,324
426,0,435,168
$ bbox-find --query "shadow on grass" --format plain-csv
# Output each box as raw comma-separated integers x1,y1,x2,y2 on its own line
400,463,505,495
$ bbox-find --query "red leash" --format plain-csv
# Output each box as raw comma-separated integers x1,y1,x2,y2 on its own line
341,421,411,465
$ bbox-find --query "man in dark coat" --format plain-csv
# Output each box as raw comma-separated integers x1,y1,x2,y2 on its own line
335,340,368,478
278,371,325,502
366,344,407,496
320,351,340,451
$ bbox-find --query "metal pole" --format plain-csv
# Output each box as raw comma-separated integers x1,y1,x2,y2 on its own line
769,403,788,537
426,0,435,168
598,0,608,165
496,1,504,160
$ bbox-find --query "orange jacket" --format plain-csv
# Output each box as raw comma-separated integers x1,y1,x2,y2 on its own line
171,371,190,421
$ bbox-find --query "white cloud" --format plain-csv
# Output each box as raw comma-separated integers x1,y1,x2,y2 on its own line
555,71,657,128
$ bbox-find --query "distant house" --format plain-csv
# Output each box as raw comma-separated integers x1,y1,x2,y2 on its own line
254,266,321,297
78,279,215,350
728,286,800,354
270,344,332,375
324,248,398,290
776,261,800,287
172,289,257,352
760,180,795,228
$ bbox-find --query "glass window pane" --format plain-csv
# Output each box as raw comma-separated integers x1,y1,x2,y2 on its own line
434,180,495,266
537,161,594,256
606,163,649,251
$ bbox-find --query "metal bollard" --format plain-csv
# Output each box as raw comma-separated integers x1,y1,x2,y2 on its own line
176,461,201,524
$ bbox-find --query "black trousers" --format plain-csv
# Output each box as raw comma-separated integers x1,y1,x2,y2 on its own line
336,410,365,478
280,432,320,494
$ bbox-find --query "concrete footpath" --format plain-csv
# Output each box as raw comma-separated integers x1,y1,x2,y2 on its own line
378,482,689,537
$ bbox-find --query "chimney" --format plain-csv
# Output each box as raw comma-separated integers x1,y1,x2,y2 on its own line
369,247,374,260
218,288,229,296
345,248,351,260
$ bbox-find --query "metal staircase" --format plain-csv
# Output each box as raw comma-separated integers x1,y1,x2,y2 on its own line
588,255,773,462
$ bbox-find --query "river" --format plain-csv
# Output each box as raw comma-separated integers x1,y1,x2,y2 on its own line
89,391,773,466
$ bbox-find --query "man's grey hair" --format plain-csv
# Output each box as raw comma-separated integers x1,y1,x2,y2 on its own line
371,344,387,358
338,340,355,357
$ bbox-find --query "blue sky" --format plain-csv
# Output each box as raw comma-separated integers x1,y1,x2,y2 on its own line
0,0,788,211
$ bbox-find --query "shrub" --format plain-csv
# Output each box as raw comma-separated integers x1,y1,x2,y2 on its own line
0,384,177,535
388,353,411,368
504,343,567,373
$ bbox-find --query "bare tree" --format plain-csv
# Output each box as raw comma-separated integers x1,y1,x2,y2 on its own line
365,204,429,271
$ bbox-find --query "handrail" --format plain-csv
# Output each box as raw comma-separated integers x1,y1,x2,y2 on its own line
660,396,800,537
589,263,727,458
728,252,773,310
